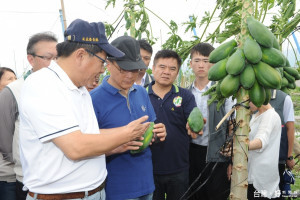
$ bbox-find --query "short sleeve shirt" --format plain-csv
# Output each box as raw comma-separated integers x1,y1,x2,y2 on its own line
19,62,106,193
90,76,156,200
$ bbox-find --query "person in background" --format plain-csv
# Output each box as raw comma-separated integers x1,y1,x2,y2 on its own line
19,19,149,200
86,73,101,92
269,89,295,199
0,32,57,200
90,35,166,200
135,39,154,88
188,43,235,200
247,102,281,200
0,67,16,91
147,49,200,200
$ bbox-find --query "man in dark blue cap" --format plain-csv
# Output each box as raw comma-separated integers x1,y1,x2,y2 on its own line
91,35,167,200
19,19,150,200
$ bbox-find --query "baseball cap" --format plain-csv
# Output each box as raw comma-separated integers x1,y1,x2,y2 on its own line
65,19,124,58
109,36,147,70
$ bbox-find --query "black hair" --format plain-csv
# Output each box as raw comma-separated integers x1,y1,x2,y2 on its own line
138,39,153,54
56,41,103,57
153,49,182,69
0,67,16,81
190,43,215,58
27,32,58,55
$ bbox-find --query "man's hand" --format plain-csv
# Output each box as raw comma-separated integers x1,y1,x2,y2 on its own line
151,123,166,143
286,159,295,170
186,118,206,139
108,140,144,155
124,116,150,141
227,164,232,180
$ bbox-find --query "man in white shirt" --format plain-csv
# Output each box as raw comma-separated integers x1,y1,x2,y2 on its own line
19,19,150,200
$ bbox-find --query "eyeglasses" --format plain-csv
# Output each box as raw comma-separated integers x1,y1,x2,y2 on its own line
30,53,57,61
85,49,106,64
110,61,140,74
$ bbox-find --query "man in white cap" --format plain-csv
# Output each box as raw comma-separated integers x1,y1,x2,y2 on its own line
19,19,150,200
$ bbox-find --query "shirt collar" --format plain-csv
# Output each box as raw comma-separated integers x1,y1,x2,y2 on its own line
147,82,179,94
192,80,212,92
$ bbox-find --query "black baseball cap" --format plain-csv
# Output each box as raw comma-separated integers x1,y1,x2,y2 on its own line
109,36,147,70
65,19,124,58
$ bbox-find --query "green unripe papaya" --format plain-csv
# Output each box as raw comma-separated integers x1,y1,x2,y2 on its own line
283,71,295,83
247,16,274,48
188,107,204,133
281,87,290,95
220,74,240,98
287,82,296,89
240,64,255,89
208,58,228,81
253,62,282,89
130,122,154,154
261,47,286,67
281,77,289,88
283,67,300,79
209,40,237,63
263,88,271,105
243,36,262,64
226,49,245,75
249,80,266,107
272,36,280,50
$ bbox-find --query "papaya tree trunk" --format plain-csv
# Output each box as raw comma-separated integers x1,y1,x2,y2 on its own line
230,0,253,199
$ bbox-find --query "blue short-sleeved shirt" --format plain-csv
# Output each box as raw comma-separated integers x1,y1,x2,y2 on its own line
90,76,156,200
147,82,197,174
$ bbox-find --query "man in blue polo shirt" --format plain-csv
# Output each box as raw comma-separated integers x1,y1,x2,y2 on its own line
147,49,200,200
90,36,166,200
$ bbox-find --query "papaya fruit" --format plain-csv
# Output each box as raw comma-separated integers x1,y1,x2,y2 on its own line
283,71,295,83
281,87,290,95
220,74,240,98
253,62,282,89
287,82,296,89
240,64,255,89
272,36,280,50
209,39,237,63
216,80,224,99
188,107,204,133
208,58,228,81
243,36,262,64
261,47,286,67
283,67,300,79
263,88,271,105
281,77,289,88
247,16,274,48
249,80,266,107
226,49,245,75
130,122,154,154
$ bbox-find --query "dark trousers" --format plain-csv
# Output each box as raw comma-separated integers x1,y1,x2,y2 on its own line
16,180,28,200
189,143,230,200
248,184,280,200
0,181,16,200
153,170,189,200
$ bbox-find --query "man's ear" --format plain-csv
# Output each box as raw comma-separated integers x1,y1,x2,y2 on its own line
27,54,34,66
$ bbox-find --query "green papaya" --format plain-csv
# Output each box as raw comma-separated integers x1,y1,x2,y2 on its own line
216,80,224,99
249,80,266,107
261,47,286,67
272,36,280,50
247,16,274,48
220,74,240,98
287,82,296,89
208,58,228,81
283,67,300,78
283,71,295,83
281,77,289,88
253,62,282,89
130,122,154,154
263,88,271,105
243,36,262,64
281,87,290,95
209,39,237,63
188,107,204,133
226,49,245,75
240,64,255,89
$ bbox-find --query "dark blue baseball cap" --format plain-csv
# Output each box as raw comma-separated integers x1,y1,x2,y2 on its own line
65,19,124,58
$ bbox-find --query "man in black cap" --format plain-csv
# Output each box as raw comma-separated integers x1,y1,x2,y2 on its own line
19,19,150,200
90,35,166,200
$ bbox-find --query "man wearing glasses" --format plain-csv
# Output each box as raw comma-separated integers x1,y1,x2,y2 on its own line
90,36,167,200
0,32,57,200
18,19,150,200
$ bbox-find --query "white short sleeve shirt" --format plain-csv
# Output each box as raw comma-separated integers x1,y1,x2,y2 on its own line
19,61,106,193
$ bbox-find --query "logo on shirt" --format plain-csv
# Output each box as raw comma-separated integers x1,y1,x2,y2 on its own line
141,105,146,112
173,96,182,107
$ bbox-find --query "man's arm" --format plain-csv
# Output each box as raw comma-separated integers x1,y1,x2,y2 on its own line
53,116,150,160
0,88,17,162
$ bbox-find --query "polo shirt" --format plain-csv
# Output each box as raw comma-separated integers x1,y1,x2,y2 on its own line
147,82,197,174
19,61,106,193
90,76,156,200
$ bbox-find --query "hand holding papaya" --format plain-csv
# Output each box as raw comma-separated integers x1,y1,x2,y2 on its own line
186,118,206,139
125,115,150,141
151,123,167,143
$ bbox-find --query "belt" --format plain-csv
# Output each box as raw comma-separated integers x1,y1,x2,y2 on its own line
28,180,105,200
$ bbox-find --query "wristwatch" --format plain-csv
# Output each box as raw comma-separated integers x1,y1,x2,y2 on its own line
287,156,293,160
